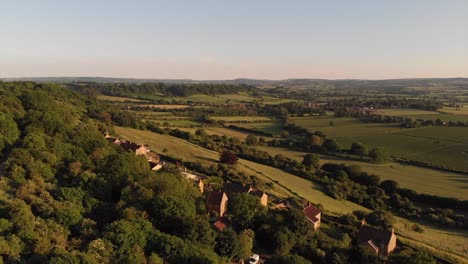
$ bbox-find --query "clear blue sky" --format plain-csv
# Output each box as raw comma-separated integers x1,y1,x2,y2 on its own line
1,0,467,79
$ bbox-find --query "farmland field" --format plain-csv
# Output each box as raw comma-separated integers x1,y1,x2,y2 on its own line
97,95,150,102
440,105,468,115
376,108,468,122
210,116,273,122
229,121,285,135
291,116,402,137
137,104,190,109
115,127,468,261
292,116,468,172
257,146,468,200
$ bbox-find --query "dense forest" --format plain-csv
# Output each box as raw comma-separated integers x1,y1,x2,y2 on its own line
69,82,257,98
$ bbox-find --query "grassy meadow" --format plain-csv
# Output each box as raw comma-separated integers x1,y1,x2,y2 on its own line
228,121,285,135
292,116,468,172
257,146,468,200
376,108,468,122
210,116,273,122
97,95,150,102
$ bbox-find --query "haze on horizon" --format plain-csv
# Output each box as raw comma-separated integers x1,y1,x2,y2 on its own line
1,0,468,80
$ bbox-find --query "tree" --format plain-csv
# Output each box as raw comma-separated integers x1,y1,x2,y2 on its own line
229,193,262,229
302,154,320,169
0,112,20,153
219,150,238,165
268,254,312,264
350,142,368,156
380,180,399,195
322,139,341,152
215,229,242,260
406,250,436,264
369,148,387,163
309,135,322,146
245,135,259,146
104,219,154,256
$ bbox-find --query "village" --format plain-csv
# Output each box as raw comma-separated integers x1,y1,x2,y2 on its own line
105,133,398,262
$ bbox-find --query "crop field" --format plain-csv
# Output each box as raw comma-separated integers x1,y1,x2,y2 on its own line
229,121,285,135
258,96,298,105
376,108,468,122
440,105,468,115
114,127,467,260
292,116,468,172
394,126,468,143
204,127,253,140
210,116,273,122
180,94,228,103
217,93,257,102
291,116,402,137
157,120,201,127
376,109,441,116
97,95,150,102
257,147,468,200
137,104,190,109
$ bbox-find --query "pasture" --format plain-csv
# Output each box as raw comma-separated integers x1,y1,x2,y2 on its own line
257,147,468,200
137,104,190,109
292,116,468,172
97,95,149,102
440,105,468,115
376,108,468,122
228,121,285,135
291,116,402,138
210,116,273,122
114,127,468,260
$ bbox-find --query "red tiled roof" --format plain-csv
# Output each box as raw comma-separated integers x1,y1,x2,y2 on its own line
213,217,230,231
357,225,393,248
120,141,141,152
304,204,321,223
206,191,225,208
223,182,251,198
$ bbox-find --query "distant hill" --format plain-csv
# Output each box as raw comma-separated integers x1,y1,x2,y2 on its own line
1,76,467,89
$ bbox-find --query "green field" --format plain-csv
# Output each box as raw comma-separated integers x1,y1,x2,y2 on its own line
114,127,468,261
97,95,150,102
291,116,402,137
440,105,468,116
210,116,273,122
292,116,468,172
228,121,285,135
257,147,468,200
376,108,468,122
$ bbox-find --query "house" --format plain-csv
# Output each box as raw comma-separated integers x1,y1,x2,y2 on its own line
120,141,150,156
105,137,122,145
212,217,230,231
146,152,160,164
356,221,397,256
222,182,268,206
206,191,228,217
223,182,252,198
304,202,321,231
197,179,204,193
180,168,204,193
149,162,163,172
250,190,268,207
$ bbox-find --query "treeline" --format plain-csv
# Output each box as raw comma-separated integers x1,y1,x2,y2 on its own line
359,114,468,128
70,82,257,97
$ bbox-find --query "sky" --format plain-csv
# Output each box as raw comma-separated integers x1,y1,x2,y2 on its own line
1,0,468,80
